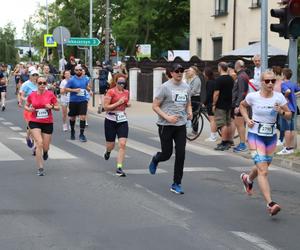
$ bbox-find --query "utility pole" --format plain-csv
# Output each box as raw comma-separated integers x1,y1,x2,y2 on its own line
105,0,110,62
29,17,32,63
261,0,268,72
89,0,93,75
46,0,49,61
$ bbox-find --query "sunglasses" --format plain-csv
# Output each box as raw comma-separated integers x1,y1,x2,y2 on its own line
38,81,47,86
264,79,276,84
117,81,126,85
32,74,39,76
174,69,184,74
75,69,83,71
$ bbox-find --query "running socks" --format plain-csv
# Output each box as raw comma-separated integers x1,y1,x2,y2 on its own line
70,119,75,132
80,120,86,135
117,163,123,169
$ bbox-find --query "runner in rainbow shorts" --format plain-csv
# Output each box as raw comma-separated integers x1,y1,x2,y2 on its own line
239,70,292,216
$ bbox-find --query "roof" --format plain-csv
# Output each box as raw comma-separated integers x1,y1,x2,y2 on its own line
222,42,287,57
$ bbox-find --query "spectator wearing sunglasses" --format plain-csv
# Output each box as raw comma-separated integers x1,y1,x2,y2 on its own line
25,77,60,176
148,64,192,195
239,70,291,216
277,68,300,155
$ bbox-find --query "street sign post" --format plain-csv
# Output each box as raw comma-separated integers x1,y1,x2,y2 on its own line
66,38,100,47
53,26,71,62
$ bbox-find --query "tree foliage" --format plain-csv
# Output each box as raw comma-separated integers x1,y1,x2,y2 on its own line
25,0,189,62
0,23,18,64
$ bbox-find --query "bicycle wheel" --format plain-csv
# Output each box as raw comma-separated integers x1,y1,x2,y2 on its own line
186,112,204,141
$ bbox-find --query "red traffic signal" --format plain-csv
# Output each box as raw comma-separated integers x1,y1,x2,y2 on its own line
289,0,300,15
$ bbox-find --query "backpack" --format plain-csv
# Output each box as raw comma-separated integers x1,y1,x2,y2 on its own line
99,69,109,88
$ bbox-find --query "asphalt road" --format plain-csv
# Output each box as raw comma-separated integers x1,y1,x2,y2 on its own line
0,82,300,250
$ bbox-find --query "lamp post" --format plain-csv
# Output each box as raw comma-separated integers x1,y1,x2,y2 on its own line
46,0,49,61
89,0,93,75
105,0,110,62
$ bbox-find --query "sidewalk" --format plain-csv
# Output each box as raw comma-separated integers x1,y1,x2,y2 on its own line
88,94,300,173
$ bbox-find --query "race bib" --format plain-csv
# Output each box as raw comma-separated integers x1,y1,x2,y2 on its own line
116,112,127,123
77,89,86,97
36,109,49,119
172,90,188,104
257,123,275,137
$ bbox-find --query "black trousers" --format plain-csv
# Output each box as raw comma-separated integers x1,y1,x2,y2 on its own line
155,125,186,184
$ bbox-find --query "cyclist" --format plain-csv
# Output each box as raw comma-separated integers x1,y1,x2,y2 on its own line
24,76,59,176
148,64,192,194
103,76,130,177
239,70,291,216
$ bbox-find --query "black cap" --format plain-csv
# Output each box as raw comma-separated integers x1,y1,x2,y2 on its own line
171,63,184,72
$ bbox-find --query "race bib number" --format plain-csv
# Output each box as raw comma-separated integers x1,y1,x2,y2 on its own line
172,90,188,104
116,112,127,123
36,109,49,119
258,123,275,137
77,89,86,97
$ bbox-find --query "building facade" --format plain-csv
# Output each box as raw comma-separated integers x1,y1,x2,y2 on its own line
190,0,289,60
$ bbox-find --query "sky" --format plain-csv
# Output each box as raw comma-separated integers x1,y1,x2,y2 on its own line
0,0,54,39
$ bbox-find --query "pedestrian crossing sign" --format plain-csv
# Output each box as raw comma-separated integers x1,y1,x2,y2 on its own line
44,34,57,47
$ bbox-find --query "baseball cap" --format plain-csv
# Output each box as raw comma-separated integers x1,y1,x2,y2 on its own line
29,70,39,76
171,63,184,72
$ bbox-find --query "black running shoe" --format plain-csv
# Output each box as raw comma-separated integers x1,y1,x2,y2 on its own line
43,151,48,161
36,168,45,176
104,151,111,160
116,168,126,177
70,131,75,140
2,106,5,111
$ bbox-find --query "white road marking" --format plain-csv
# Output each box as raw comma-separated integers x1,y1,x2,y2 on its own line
150,137,224,156
2,122,13,125
229,166,281,172
231,231,279,250
135,183,193,213
0,117,6,121
0,142,23,161
184,167,223,172
8,137,77,160
9,126,23,131
18,132,28,137
125,169,168,174
127,139,159,156
67,139,129,158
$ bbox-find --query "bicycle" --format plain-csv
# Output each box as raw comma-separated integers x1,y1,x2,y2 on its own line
186,105,239,141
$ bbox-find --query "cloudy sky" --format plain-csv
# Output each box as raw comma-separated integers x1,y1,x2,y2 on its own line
0,0,54,39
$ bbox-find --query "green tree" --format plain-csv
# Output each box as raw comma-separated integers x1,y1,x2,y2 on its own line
0,23,18,64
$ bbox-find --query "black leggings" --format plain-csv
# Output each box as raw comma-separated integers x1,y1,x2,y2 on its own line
154,125,186,184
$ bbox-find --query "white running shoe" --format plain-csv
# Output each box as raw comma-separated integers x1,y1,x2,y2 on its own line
205,136,217,142
276,147,294,155
276,140,284,146
63,123,68,131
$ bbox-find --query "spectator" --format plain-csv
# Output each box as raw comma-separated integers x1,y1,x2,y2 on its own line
251,54,261,90
65,56,77,75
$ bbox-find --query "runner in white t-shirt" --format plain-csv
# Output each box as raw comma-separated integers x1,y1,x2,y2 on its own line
239,70,291,216
59,70,71,131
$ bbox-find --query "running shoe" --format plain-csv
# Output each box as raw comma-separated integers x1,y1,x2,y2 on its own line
116,168,126,177
104,151,111,160
276,140,284,146
170,183,184,194
26,137,34,148
43,151,48,161
214,143,230,151
63,123,68,132
233,143,247,153
267,201,281,216
1,105,5,111
205,136,217,142
79,134,87,142
70,131,75,140
85,121,89,127
148,155,158,175
240,173,253,195
276,147,294,155
36,168,45,176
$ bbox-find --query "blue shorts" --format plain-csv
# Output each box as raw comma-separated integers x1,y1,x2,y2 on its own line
248,132,277,164
280,113,295,131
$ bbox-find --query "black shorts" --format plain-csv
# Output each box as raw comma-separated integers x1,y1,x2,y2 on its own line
0,86,7,93
68,101,88,117
105,118,129,142
99,86,108,95
28,121,53,134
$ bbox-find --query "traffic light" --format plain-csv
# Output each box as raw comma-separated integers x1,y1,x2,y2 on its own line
287,0,300,38
270,6,288,38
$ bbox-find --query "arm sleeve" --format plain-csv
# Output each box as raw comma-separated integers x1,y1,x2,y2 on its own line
281,83,289,94
65,79,72,88
154,85,165,101
245,93,253,106
51,93,58,104
190,77,201,96
279,93,288,106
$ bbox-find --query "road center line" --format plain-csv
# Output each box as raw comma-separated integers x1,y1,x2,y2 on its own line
231,231,279,250
2,121,14,125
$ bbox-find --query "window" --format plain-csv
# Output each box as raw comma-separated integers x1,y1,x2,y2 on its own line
250,0,261,9
214,0,228,16
212,37,223,60
197,39,202,58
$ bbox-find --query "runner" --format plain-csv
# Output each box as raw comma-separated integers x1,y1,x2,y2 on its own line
64,65,91,142
19,70,39,149
0,70,7,111
24,76,59,176
59,70,71,131
103,76,130,177
148,64,192,194
239,70,291,216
